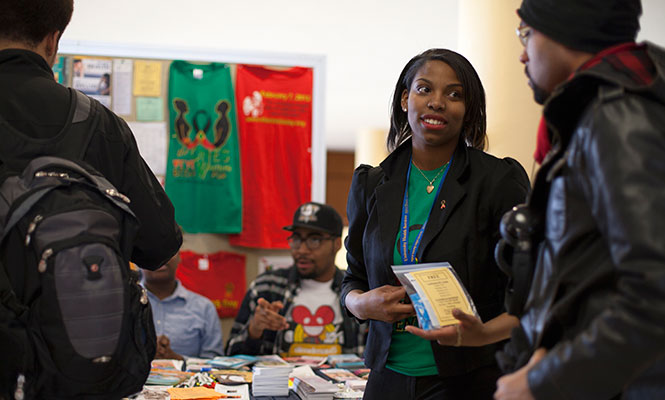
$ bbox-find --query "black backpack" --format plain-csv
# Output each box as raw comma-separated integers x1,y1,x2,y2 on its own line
0,90,156,399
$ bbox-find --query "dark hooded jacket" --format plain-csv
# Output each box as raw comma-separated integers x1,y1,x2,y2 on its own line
501,42,665,400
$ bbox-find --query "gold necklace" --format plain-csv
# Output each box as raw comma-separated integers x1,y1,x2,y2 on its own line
412,161,448,194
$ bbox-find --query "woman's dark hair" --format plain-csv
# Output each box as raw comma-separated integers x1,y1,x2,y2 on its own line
0,0,74,47
387,48,487,152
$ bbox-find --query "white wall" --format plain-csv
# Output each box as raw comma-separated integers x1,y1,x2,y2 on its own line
62,0,458,152
458,0,542,177
639,0,665,46
62,0,665,153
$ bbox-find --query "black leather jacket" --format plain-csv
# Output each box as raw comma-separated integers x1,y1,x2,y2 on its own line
504,42,665,399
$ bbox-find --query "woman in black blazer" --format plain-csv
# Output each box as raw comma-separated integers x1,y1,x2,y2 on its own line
341,49,530,399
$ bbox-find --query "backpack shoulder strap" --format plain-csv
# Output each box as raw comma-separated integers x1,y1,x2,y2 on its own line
69,89,99,160
0,89,100,168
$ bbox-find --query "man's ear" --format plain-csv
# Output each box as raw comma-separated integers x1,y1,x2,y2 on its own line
43,30,61,66
333,237,342,253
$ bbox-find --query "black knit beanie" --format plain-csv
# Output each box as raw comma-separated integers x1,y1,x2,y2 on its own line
518,0,642,54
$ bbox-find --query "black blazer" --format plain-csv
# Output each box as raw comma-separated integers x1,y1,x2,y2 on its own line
341,138,530,377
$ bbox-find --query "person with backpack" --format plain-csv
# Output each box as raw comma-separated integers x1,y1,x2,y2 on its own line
0,1,182,399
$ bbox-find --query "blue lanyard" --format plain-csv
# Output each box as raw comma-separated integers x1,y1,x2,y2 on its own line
400,156,453,264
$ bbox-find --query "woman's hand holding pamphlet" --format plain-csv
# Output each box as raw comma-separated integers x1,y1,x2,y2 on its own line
391,262,479,330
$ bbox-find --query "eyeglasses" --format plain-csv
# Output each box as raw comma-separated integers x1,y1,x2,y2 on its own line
516,24,532,47
287,234,335,250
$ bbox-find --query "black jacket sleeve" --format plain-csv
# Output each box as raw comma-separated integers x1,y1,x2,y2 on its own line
113,112,182,270
340,165,374,317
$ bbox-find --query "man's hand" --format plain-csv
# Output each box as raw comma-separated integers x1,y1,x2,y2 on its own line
494,348,547,400
154,335,184,361
248,298,289,339
346,286,415,323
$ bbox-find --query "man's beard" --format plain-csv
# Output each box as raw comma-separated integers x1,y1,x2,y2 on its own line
526,68,550,105
532,82,550,105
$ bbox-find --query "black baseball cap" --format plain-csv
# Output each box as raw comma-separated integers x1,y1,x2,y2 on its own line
283,202,343,236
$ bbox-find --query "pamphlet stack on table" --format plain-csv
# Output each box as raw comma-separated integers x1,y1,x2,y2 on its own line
293,375,341,400
251,355,293,397
326,354,365,370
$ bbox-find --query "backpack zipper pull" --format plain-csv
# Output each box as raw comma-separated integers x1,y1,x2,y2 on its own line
38,248,53,273
25,214,44,246
139,284,149,305
105,188,131,204
14,373,25,400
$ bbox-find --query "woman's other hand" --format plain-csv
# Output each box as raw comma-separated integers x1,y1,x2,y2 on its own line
345,286,416,323
406,310,518,347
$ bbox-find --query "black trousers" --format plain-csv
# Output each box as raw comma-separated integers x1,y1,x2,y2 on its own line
363,364,501,400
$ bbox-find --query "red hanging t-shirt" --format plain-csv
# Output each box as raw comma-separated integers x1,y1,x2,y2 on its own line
229,65,313,249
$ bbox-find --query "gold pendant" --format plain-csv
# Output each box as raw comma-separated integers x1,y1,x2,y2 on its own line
426,184,434,194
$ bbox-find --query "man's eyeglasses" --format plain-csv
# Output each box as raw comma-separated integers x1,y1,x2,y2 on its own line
516,24,532,47
287,234,335,250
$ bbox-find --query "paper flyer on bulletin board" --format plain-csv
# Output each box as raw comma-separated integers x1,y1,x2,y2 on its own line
136,97,164,121
72,57,112,108
127,121,167,176
133,60,162,97
112,59,133,116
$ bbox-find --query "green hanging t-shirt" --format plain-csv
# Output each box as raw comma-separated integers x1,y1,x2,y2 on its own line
165,61,242,233
386,161,449,377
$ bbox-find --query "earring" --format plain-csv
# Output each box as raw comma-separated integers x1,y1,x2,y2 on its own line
402,107,407,112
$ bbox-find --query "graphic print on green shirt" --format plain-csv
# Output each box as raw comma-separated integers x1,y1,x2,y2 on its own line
165,61,242,233
386,162,448,377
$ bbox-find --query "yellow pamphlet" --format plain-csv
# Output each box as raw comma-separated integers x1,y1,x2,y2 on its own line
392,262,478,330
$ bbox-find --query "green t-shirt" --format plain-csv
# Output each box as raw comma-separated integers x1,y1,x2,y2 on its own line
165,61,242,234
386,161,448,377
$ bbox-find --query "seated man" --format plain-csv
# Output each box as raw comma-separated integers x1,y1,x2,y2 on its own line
142,250,224,360
226,202,366,357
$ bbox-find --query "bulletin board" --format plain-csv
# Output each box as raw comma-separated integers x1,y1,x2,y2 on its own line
58,39,327,203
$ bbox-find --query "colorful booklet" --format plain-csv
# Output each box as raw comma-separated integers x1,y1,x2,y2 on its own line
318,368,359,383
352,368,371,379
254,354,291,368
146,359,193,386
326,354,363,368
210,369,253,384
391,262,479,330
207,355,257,369
283,355,328,367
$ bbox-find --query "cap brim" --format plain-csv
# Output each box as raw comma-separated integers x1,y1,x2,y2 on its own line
283,223,335,235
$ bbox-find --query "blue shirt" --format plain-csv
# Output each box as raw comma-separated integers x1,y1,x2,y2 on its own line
145,280,224,358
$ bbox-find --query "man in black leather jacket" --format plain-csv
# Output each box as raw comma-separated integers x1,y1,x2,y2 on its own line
495,0,665,399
